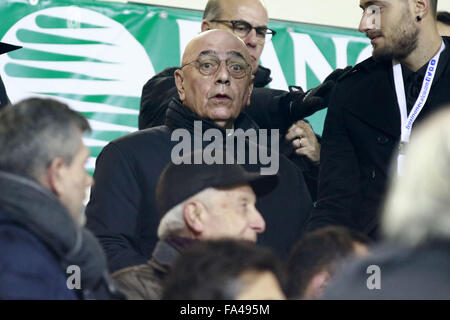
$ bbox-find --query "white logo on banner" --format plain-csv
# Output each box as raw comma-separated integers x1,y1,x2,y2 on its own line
0,6,154,171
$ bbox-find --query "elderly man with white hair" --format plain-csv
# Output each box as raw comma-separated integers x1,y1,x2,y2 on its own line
111,155,278,300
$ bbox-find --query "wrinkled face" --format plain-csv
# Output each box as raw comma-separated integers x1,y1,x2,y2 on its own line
175,31,254,129
236,270,286,300
201,184,265,242
58,137,93,226
359,0,419,62
212,0,269,72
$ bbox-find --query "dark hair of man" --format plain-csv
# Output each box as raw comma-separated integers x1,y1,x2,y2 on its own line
437,11,450,25
285,226,371,299
0,98,90,179
203,0,222,21
162,239,284,300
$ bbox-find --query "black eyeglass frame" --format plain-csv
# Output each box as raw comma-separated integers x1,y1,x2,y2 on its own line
210,19,277,40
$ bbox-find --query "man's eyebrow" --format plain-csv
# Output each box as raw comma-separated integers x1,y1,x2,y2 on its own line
227,51,246,60
198,50,218,58
360,1,380,9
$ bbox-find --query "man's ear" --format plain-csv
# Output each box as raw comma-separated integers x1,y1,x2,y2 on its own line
174,69,186,102
46,157,66,196
201,20,211,32
412,0,429,18
303,270,331,300
246,74,255,106
183,201,207,235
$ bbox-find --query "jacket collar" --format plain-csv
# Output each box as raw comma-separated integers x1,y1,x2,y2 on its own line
165,98,260,134
254,65,272,88
151,237,198,270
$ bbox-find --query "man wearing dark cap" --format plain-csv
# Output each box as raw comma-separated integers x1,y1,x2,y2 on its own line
112,156,277,300
0,42,21,109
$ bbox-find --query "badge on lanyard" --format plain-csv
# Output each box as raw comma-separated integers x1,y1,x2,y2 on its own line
393,41,446,175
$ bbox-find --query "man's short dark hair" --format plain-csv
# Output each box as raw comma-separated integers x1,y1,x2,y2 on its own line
437,11,450,25
203,0,222,21
0,98,90,179
162,239,284,299
285,226,371,299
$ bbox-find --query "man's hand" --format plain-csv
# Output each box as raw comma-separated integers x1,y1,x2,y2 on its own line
288,66,353,120
285,120,320,164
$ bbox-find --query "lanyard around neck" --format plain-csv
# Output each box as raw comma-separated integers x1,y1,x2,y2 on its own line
393,41,445,175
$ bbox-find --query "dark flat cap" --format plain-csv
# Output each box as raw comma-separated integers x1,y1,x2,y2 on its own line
0,42,22,55
156,152,278,216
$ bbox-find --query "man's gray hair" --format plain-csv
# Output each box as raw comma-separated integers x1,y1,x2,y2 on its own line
0,98,91,180
382,107,450,245
157,187,218,239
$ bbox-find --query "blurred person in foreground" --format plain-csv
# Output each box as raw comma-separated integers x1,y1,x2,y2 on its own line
112,154,277,299
324,107,450,299
162,239,286,300
0,98,122,299
285,226,370,300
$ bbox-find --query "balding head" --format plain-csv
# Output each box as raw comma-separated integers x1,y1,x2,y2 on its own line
202,0,269,72
175,30,254,129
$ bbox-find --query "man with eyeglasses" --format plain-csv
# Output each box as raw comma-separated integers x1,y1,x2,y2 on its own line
86,30,314,274
139,0,347,201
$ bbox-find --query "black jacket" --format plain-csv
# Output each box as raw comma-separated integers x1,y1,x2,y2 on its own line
309,37,450,237
86,99,313,272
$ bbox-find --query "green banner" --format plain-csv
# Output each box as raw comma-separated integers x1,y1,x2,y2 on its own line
0,0,371,174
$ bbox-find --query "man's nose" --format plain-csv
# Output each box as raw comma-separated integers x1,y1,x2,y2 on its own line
359,7,380,33
215,61,231,84
243,28,258,48
249,207,266,234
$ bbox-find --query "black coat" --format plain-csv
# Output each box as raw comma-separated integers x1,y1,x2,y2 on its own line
86,99,313,273
309,37,450,237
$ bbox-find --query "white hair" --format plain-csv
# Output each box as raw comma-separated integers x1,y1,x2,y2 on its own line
157,187,219,240
382,107,450,245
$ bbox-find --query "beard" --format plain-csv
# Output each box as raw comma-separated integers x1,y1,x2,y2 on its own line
372,13,419,63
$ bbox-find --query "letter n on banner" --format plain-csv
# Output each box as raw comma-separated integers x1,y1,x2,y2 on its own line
289,33,333,89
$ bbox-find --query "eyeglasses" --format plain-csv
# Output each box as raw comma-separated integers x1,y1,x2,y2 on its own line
210,20,277,42
180,55,251,79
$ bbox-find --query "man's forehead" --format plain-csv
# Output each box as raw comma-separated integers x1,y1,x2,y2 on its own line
220,0,268,26
186,34,249,60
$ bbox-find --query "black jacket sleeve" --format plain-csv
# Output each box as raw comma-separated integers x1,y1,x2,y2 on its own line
308,85,362,231
85,143,146,272
139,67,179,130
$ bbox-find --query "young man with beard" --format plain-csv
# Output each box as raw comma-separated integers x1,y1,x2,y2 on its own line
309,0,450,238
